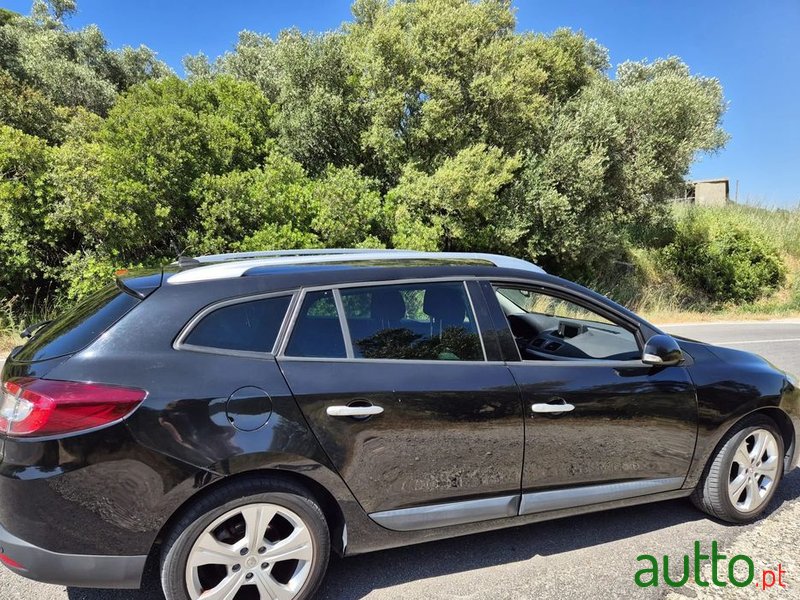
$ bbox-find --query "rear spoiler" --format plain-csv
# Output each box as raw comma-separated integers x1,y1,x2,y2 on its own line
114,268,163,299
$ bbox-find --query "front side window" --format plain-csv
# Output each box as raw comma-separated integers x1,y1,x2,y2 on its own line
183,295,292,353
340,282,483,361
495,285,640,361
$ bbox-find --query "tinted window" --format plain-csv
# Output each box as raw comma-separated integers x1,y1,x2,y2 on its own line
284,290,346,358
341,282,483,361
13,285,140,363
495,286,640,361
184,295,292,353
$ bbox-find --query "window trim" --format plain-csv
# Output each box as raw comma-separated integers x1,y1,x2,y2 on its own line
332,289,355,359
276,277,489,363
486,279,646,364
173,290,299,359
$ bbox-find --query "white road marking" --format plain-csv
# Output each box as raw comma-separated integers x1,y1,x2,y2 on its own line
661,319,800,327
723,338,800,345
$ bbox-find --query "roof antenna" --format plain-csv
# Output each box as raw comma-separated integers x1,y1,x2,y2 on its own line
174,243,200,268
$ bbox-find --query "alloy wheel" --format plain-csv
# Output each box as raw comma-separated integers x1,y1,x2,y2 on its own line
185,502,314,600
727,428,780,513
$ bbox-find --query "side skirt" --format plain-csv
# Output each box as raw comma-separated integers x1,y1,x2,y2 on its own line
519,477,684,515
370,494,520,532
368,477,685,533
351,487,692,556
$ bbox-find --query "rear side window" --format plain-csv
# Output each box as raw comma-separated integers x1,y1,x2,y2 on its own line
183,295,292,354
340,282,484,361
13,285,140,363
284,290,346,358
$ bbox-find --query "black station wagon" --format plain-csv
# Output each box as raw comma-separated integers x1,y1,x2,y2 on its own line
1,249,798,600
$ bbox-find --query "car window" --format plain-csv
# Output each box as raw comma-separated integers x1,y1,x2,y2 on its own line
284,290,347,358
495,286,640,361
184,295,292,353
12,285,140,363
340,282,484,361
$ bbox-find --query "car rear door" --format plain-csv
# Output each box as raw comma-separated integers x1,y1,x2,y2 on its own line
276,280,524,530
478,280,698,515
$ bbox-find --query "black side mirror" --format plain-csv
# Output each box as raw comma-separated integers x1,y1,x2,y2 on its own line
642,334,684,366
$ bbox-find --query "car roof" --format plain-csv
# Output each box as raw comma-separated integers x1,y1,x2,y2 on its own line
167,249,545,285
155,252,656,336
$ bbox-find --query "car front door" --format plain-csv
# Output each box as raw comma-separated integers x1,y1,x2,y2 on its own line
275,280,524,530
479,280,698,516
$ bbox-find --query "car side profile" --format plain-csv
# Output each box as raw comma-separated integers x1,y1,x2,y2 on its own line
1,249,798,600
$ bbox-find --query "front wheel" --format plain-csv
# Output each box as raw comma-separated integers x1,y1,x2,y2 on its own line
692,416,784,523
161,479,330,600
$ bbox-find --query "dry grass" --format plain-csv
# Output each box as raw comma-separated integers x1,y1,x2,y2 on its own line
0,331,20,355
0,293,55,357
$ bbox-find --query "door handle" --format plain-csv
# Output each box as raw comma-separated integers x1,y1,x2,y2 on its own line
326,405,384,417
531,402,575,414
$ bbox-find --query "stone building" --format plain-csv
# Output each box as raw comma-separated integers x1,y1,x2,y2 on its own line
685,179,730,205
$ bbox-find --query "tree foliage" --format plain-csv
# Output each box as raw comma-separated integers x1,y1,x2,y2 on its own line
1,0,740,306
0,1,170,120
390,144,523,252
0,125,57,293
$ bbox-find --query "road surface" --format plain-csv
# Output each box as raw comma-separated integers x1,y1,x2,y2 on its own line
1,320,799,600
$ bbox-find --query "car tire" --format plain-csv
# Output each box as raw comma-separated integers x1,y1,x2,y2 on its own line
160,477,330,600
691,415,784,523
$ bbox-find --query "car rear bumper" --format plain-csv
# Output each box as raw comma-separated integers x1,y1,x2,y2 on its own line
0,520,146,589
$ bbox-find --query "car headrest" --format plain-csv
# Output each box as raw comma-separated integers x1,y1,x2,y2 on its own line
423,286,466,326
370,289,406,322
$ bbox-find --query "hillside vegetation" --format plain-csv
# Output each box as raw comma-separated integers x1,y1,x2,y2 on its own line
0,0,795,351
633,203,800,322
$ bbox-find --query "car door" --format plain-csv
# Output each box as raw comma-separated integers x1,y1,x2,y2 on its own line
275,280,524,530
478,280,698,516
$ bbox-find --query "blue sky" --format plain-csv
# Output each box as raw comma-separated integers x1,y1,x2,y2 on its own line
5,0,799,206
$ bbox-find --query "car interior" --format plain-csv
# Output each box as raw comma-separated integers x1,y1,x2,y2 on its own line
343,284,481,360
494,286,641,361
284,283,640,362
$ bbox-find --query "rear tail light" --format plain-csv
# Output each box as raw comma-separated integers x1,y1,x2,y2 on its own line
0,378,146,437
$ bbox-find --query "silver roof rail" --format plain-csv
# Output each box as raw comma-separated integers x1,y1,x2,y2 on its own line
167,249,545,284
187,248,398,263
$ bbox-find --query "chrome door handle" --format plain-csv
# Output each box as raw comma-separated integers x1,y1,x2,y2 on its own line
326,405,384,417
531,402,575,414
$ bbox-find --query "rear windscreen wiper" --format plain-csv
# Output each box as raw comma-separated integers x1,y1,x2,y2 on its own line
21,320,52,339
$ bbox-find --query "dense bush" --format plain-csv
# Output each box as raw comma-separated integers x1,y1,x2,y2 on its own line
1,0,733,309
663,210,787,304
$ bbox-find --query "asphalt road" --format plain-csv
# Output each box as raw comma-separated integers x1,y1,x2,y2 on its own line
1,319,799,600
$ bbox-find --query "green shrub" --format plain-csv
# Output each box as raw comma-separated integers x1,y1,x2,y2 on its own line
663,210,787,304
58,251,120,301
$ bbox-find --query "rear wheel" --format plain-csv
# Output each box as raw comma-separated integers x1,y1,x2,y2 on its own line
692,416,784,523
161,479,330,600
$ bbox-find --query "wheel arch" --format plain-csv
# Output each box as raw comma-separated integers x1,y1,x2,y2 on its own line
686,405,796,491
709,407,794,472
756,406,796,470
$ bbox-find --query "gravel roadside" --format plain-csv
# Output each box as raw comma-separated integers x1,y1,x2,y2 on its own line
665,498,800,599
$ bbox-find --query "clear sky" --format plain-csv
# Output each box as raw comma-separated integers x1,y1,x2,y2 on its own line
5,0,799,206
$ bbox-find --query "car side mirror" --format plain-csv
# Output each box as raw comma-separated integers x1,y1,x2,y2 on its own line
642,334,684,366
